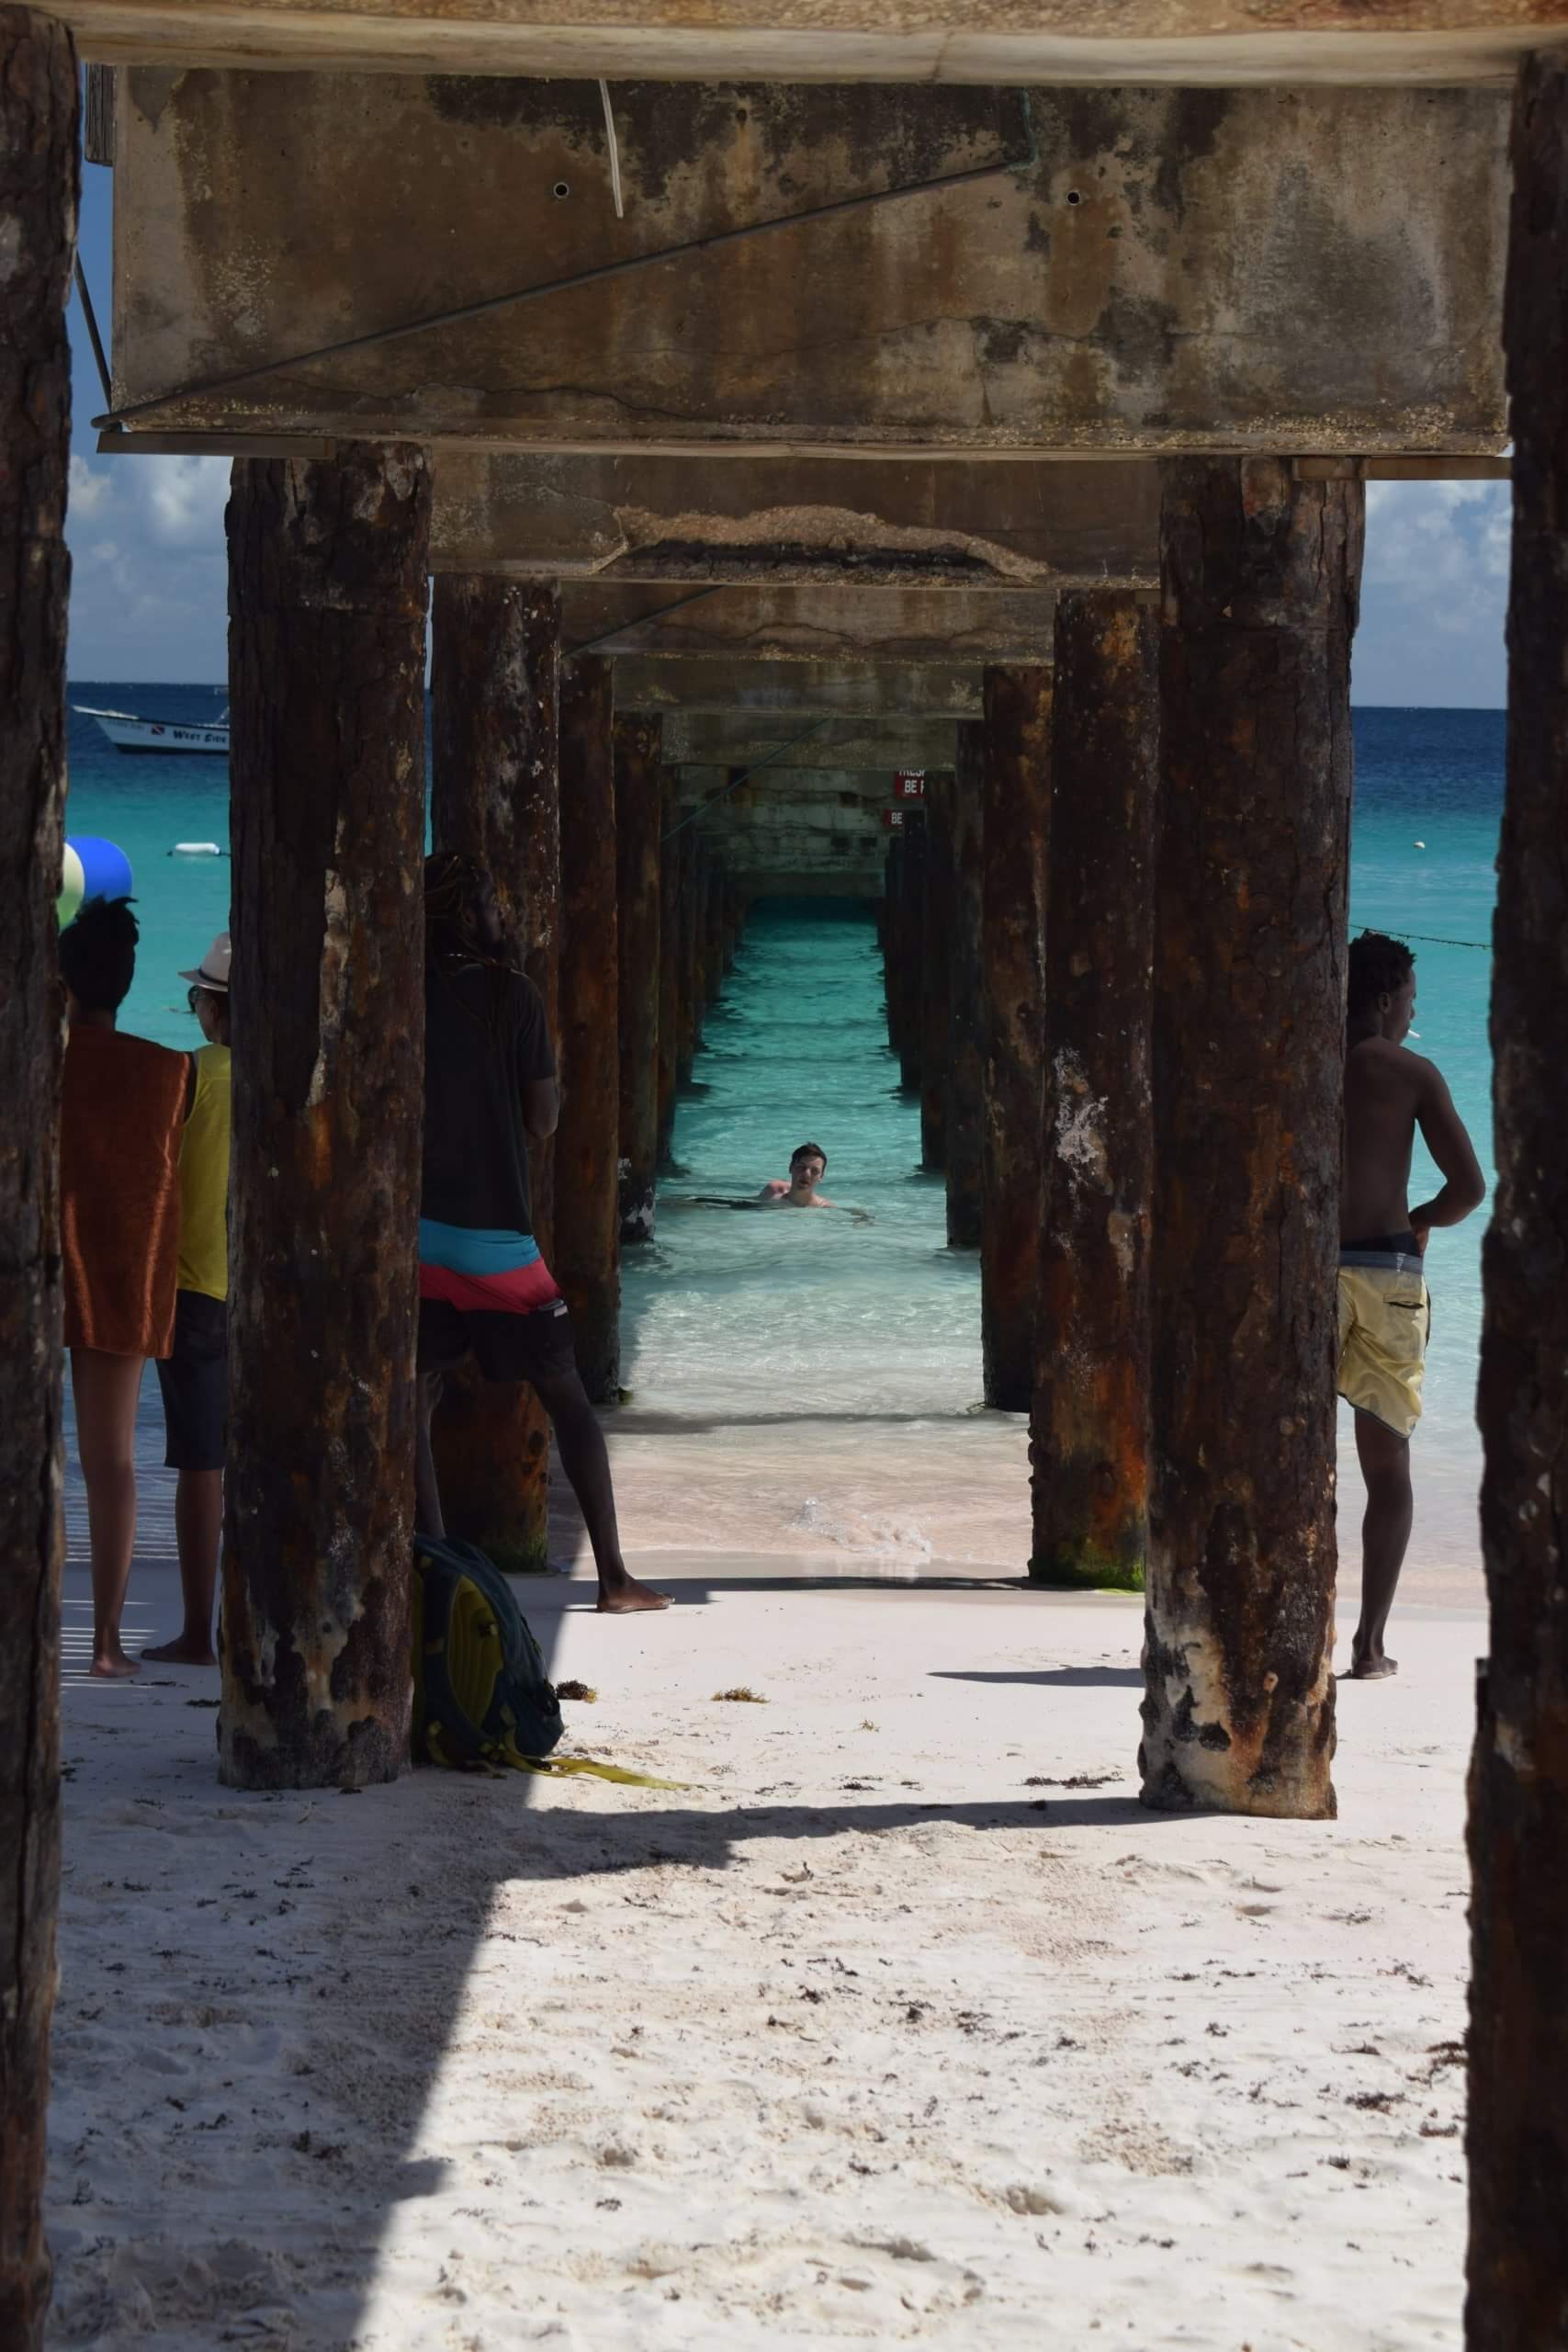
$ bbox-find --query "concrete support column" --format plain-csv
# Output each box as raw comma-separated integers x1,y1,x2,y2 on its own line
428,574,559,1572
946,726,985,1250
556,656,619,1402
0,16,74,2342
657,777,681,1163
978,667,1050,1410
615,713,662,1245
1468,53,1568,2351
223,441,432,1789
1032,596,1156,1588
1143,456,1361,1819
920,772,956,1171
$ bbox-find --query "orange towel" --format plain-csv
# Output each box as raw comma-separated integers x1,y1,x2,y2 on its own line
61,1025,188,1359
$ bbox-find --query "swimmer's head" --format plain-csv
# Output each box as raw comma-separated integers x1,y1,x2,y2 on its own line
789,1143,828,1190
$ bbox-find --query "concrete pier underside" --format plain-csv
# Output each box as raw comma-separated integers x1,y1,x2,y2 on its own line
106,75,1508,457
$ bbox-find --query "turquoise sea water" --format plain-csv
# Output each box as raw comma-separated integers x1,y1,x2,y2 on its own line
62,688,1500,1583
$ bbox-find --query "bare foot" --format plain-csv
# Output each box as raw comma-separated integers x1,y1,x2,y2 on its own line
1348,1647,1399,1680
597,1575,671,1614
90,1651,141,1680
142,1639,219,1667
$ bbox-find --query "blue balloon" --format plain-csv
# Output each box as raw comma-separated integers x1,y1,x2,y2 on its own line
68,836,134,906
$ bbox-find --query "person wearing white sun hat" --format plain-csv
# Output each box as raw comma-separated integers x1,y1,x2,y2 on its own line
145,932,232,1668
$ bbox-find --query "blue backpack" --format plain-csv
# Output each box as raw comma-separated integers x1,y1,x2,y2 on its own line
412,1536,564,1770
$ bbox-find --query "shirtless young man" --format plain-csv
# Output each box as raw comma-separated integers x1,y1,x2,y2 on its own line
1338,932,1485,1679
758,1143,835,1209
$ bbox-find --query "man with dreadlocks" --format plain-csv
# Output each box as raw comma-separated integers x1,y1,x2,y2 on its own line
417,853,669,1612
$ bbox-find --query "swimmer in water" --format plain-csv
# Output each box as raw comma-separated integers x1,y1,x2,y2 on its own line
759,1142,834,1209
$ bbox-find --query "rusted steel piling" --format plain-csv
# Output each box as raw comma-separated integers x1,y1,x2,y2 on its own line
657,773,681,1163
1143,457,1361,1819
977,666,1050,1414
428,574,558,1570
556,656,620,1401
1467,54,1568,2352
223,441,431,1789
882,833,906,1057
946,726,985,1250
0,18,73,2341
615,712,663,1244
1032,599,1156,1588
920,771,956,1171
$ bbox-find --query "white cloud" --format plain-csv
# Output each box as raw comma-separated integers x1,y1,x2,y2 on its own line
141,455,232,548
1355,481,1507,707
68,454,114,519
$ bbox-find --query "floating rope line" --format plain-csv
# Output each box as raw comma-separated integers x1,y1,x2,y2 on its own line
1359,926,1492,951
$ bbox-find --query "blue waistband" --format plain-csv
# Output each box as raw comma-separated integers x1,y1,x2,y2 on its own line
1339,1247,1425,1275
418,1219,541,1276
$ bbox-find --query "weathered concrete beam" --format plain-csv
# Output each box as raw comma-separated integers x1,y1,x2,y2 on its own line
222,440,429,1791
1143,455,1359,1822
556,655,620,1401
428,575,558,1572
0,16,74,2345
615,657,984,720
1032,596,1156,1589
566,585,1056,667
1466,51,1568,2352
109,75,1507,457
430,450,1157,587
56,8,1568,83
662,712,957,773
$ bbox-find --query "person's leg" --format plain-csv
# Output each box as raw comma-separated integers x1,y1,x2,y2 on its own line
531,1367,669,1612
414,1371,446,1539
70,1348,147,1677
1349,1409,1412,1679
144,1470,222,1664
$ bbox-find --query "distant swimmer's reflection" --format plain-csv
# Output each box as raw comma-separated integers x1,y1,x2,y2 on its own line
691,1142,874,1225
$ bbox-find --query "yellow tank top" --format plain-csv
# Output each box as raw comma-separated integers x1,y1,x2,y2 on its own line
177,1043,231,1300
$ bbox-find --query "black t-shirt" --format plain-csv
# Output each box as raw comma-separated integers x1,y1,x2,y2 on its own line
421,960,555,1235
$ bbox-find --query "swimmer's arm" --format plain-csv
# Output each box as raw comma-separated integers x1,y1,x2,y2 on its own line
1409,1061,1486,1248
757,1181,789,1201
822,1196,875,1226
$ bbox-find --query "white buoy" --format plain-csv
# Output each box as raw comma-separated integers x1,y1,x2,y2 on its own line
1413,840,1426,849
171,842,223,856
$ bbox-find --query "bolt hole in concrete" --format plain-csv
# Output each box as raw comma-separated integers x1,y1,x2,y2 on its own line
552,180,570,199
1066,189,1082,205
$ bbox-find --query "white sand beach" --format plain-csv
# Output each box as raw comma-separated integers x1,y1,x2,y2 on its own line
48,1408,1480,2350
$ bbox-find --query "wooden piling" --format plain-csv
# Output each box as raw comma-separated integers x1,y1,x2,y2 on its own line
920,772,956,1171
896,812,927,1095
1467,52,1568,2352
428,574,559,1571
0,17,74,2341
657,775,681,1163
1032,599,1156,1588
556,655,620,1402
676,830,700,1084
883,833,906,1057
615,713,662,1245
946,726,985,1250
223,440,432,1789
1143,456,1361,1820
978,666,1050,1414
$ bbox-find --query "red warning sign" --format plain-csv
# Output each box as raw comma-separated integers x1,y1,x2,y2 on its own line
894,771,926,798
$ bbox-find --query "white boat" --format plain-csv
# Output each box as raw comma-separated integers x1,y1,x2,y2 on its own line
76,704,230,756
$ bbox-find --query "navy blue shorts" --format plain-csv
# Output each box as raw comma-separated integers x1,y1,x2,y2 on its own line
155,1289,227,1472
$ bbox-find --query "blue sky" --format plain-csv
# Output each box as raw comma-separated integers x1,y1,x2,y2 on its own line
65,155,1509,705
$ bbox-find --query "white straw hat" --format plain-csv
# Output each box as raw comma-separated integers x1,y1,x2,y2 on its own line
178,932,231,992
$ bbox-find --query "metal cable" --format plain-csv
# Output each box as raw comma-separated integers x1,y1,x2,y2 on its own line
662,718,840,842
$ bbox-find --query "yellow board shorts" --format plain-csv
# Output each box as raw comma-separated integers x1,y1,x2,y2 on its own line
1337,1246,1430,1442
